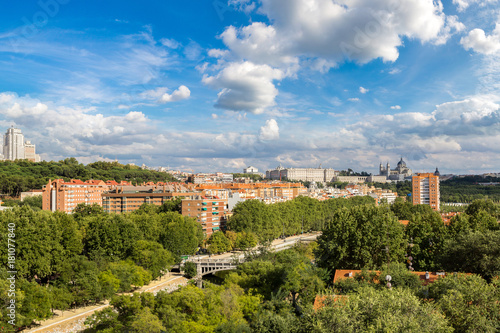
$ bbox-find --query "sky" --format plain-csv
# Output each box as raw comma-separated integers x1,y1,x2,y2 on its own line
0,0,499,174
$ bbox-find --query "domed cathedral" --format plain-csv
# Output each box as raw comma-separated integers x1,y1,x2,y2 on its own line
379,157,413,181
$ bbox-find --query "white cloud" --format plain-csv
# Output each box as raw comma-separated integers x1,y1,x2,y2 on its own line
390,105,401,110
452,0,498,12
140,87,169,100
159,85,191,103
348,98,360,102
388,68,401,75
461,23,500,55
219,0,454,66
184,41,204,61
259,119,280,140
207,0,459,114
359,87,369,94
202,61,285,114
160,38,180,49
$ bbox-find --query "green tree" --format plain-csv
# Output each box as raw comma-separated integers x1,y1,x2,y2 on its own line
208,231,232,254
108,261,152,292
439,230,500,281
130,307,165,333
315,205,406,279
428,274,500,332
465,199,499,218
309,287,452,332
182,261,198,279
20,195,42,210
98,270,121,299
130,240,174,279
158,212,204,262
235,232,258,250
158,197,182,213
405,209,449,271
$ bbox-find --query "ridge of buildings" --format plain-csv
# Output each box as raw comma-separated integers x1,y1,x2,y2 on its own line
265,158,414,184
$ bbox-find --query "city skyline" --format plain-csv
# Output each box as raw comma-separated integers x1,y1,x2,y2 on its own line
0,1,499,173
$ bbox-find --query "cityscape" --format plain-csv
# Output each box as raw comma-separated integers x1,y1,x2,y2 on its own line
1,0,500,332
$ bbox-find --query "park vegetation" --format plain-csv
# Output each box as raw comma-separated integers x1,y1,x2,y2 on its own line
1,195,500,332
0,158,177,198
85,197,499,332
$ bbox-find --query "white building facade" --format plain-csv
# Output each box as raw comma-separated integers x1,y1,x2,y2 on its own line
3,127,25,161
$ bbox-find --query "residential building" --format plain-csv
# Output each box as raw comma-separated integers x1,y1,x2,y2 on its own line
42,179,110,213
412,172,440,211
3,127,25,160
102,183,198,213
181,196,228,237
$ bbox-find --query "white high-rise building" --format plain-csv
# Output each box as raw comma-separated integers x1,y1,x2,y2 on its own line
3,127,25,161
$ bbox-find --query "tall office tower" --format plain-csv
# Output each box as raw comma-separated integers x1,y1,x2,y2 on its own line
3,127,25,161
412,173,440,211
24,141,40,162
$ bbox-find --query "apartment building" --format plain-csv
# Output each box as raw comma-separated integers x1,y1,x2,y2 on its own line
102,183,198,213
42,179,109,213
412,172,440,211
181,197,228,237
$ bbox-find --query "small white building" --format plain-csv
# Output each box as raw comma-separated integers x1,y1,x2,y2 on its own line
243,166,259,174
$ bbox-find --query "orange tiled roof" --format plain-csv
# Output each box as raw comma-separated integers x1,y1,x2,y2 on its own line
313,294,348,311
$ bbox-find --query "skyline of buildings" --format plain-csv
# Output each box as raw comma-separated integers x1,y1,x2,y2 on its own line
2,126,41,162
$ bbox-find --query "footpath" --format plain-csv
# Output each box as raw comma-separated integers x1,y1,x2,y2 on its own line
26,273,188,333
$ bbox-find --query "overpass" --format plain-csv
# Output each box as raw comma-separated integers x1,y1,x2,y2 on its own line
188,233,320,287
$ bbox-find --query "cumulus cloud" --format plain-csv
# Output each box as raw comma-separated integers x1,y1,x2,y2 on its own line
461,23,500,55
359,87,369,94
259,119,279,140
202,62,285,114
391,105,401,109
207,0,459,113
219,0,454,66
159,85,191,103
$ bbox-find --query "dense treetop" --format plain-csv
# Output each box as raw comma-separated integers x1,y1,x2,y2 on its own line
0,158,177,197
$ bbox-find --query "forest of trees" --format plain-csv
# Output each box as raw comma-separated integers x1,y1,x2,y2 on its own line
0,158,177,197
1,196,500,332
370,176,500,203
0,203,203,330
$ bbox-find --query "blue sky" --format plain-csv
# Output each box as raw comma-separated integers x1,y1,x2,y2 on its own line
0,0,499,174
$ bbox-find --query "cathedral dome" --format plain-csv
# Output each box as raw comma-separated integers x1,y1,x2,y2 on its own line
397,157,406,167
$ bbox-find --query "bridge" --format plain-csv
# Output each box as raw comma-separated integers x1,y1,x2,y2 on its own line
188,233,320,287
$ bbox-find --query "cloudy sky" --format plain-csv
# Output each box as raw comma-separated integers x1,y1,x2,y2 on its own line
0,0,499,174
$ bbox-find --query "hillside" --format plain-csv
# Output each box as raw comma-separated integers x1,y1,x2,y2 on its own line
0,158,177,197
